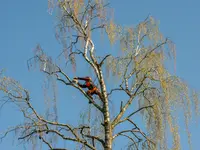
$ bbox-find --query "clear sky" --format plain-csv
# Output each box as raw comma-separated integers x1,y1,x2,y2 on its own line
0,0,200,149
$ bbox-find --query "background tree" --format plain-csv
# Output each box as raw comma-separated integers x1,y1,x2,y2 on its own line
0,0,199,150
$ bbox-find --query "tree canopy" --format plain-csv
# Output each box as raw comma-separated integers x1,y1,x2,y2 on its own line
0,0,199,150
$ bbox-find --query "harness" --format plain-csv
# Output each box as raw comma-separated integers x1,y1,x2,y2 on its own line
85,81,96,90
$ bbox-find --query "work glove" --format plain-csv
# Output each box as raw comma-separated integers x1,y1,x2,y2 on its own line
72,77,78,84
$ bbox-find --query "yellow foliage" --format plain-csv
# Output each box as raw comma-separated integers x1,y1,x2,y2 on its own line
73,0,84,17
172,125,181,150
106,21,117,45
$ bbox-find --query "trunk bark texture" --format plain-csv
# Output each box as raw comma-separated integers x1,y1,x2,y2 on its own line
98,67,112,150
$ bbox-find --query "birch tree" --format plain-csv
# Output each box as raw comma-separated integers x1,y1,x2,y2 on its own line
0,0,199,150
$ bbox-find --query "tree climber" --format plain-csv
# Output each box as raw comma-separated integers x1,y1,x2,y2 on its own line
72,77,103,103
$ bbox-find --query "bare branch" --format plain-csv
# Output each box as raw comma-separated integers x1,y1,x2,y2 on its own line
41,136,54,149
127,119,155,146
117,133,139,150
113,129,136,140
0,126,24,142
107,88,124,96
111,76,146,128
117,105,154,125
99,54,111,67
91,24,106,31
43,66,103,112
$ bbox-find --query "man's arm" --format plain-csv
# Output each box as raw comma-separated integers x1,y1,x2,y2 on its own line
72,77,88,88
78,83,87,88
74,77,89,81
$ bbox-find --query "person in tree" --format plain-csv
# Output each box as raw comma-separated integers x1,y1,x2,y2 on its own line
73,77,102,103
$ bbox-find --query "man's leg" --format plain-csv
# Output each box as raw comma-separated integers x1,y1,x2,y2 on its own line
86,90,94,103
94,88,103,102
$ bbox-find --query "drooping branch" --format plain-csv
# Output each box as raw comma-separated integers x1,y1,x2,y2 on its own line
127,119,155,146
0,126,24,142
80,127,105,146
99,54,111,67
0,79,99,149
31,47,103,112
43,67,103,112
112,129,136,140
119,133,139,150
112,118,155,149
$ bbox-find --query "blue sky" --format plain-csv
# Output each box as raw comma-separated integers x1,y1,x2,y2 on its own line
0,0,200,149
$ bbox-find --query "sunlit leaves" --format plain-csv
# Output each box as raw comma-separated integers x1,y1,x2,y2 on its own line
0,76,23,99
73,0,84,17
120,27,136,51
47,0,56,15
104,22,197,149
111,24,196,149
106,21,121,45
172,124,181,150
192,90,200,117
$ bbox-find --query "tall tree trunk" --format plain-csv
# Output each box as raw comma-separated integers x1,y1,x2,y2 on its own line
98,67,112,150
103,101,112,150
